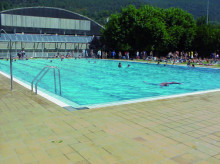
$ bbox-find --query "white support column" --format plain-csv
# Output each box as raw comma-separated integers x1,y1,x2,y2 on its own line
42,42,44,57
33,43,35,58
15,42,17,57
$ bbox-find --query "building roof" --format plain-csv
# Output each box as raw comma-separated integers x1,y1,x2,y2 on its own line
0,7,103,36
0,33,94,43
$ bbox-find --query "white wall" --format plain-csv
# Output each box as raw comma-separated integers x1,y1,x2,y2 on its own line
1,14,91,31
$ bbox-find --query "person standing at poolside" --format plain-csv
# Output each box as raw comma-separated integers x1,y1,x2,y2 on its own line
90,49,94,58
143,51,146,60
195,52,198,59
102,51,106,59
150,51,153,58
97,50,101,59
17,52,21,59
82,49,85,58
112,50,116,59
85,50,88,58
187,60,191,66
136,51,140,59
118,51,122,59
191,51,194,59
127,52,130,60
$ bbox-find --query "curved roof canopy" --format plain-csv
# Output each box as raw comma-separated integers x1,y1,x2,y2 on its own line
0,7,103,36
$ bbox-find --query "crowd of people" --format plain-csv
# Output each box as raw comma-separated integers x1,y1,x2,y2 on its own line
94,50,220,67
11,48,220,67
154,51,220,67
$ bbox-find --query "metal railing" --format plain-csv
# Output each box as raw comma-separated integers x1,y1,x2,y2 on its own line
31,66,61,95
0,29,13,90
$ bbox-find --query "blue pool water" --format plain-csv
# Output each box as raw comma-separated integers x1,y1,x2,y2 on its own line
0,59,220,107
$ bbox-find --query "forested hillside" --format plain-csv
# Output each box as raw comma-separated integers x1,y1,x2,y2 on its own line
0,0,219,25
144,0,220,24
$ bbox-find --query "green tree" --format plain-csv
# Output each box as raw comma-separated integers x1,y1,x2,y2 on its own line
89,36,102,53
101,12,125,50
163,8,196,51
194,25,220,57
102,5,196,53
0,1,11,11
134,5,168,51
196,16,207,26
102,5,169,52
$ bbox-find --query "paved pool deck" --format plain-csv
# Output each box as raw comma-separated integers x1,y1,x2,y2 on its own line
0,74,220,164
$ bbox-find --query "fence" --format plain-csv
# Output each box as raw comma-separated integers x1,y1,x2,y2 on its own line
0,50,83,58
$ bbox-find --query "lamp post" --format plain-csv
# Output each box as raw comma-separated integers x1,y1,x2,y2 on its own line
0,29,13,91
206,0,209,25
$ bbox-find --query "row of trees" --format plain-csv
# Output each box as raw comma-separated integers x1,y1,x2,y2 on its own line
194,16,220,57
101,5,219,57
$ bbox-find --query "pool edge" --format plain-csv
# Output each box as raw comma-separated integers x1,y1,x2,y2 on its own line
1,62,220,110
86,89,220,109
0,70,76,110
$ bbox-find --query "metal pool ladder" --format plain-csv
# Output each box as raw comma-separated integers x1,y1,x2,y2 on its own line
31,66,62,95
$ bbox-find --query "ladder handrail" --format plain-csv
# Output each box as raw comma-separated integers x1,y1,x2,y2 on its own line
57,67,62,96
31,66,49,91
53,68,57,94
32,65,61,95
35,67,50,94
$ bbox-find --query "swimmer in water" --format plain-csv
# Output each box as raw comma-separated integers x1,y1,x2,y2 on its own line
160,82,182,87
143,81,182,87
118,63,122,68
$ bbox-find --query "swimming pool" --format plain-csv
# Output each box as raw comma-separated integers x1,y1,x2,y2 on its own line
0,59,220,108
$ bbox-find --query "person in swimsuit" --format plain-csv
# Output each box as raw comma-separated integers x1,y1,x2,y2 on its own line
143,81,182,87
160,82,182,87
118,63,122,68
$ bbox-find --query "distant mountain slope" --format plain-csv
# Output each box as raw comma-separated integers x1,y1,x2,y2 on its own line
144,0,220,23
1,0,219,24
